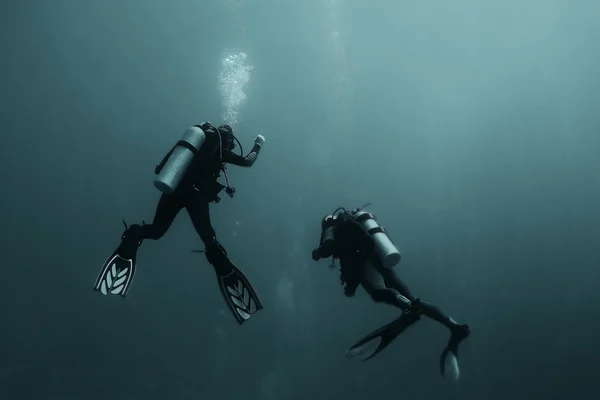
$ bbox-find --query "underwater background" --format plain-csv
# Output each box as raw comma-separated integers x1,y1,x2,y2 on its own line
1,0,600,399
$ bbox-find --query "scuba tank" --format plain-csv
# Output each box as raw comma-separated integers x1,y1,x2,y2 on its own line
154,125,208,194
352,210,401,269
312,215,337,260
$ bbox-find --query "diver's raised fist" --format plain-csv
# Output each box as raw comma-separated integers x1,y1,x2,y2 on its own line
255,134,265,147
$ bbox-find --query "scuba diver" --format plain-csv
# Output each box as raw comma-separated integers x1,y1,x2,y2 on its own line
312,204,471,381
94,122,265,325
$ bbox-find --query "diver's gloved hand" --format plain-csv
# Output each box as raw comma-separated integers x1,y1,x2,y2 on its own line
255,134,265,147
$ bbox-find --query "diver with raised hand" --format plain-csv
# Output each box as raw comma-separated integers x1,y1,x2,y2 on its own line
94,122,265,324
312,204,470,380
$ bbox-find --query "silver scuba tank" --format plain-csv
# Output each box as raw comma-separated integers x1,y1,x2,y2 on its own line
353,210,401,268
320,215,336,253
313,215,336,260
154,125,207,194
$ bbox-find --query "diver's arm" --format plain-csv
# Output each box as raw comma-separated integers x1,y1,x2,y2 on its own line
312,217,346,261
223,143,263,167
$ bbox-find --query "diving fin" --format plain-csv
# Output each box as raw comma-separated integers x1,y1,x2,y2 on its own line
193,244,263,325
93,222,142,297
217,262,263,324
440,324,470,381
345,311,421,361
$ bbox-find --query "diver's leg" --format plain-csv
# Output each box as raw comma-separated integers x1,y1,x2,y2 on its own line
184,195,229,266
185,194,263,324
379,266,467,333
118,193,183,260
95,194,183,297
135,194,184,241
376,266,417,301
379,266,470,379
184,196,218,246
360,261,415,312
345,260,421,360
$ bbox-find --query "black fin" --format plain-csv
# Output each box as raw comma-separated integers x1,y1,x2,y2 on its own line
345,312,420,361
440,324,470,379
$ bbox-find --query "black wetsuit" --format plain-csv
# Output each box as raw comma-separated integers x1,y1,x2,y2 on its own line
312,211,470,375
130,123,262,255
94,123,265,323
313,211,469,340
